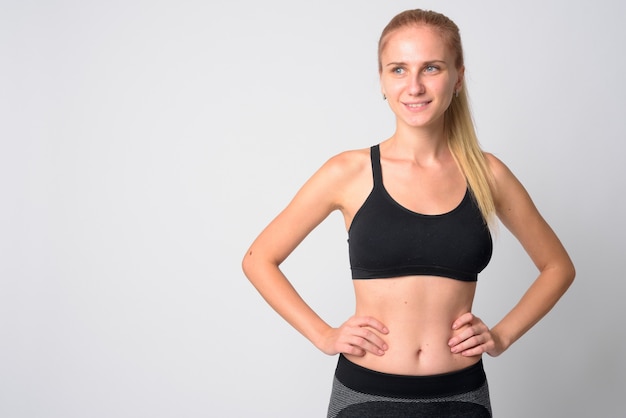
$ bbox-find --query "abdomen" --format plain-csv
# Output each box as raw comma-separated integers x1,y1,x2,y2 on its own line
347,275,481,376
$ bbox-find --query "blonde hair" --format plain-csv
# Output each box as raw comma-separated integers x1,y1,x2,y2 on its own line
378,10,496,226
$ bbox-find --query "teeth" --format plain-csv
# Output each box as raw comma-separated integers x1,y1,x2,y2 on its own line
407,103,427,108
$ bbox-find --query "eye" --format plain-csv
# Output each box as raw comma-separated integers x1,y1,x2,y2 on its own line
392,66,405,75
424,65,439,73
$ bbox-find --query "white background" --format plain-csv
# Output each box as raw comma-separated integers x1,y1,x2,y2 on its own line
1,0,625,417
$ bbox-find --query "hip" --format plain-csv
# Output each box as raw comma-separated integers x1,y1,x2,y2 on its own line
344,328,481,375
328,354,491,418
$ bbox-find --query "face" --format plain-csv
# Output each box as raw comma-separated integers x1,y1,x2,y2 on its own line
379,25,464,130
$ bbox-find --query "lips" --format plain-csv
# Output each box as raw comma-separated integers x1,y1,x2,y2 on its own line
403,101,431,110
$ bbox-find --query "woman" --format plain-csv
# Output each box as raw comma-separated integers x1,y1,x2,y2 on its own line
242,9,575,417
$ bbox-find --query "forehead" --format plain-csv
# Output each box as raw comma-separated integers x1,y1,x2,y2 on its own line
381,25,453,63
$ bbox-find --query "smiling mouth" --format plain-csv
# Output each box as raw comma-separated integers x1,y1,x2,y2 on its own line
404,101,431,109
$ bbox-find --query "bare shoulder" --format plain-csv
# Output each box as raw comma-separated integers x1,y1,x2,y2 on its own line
484,152,513,182
483,152,527,206
320,147,371,181
313,147,373,217
291,146,372,206
483,151,542,233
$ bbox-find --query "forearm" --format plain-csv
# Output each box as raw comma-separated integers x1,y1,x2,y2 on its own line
243,257,331,350
491,264,575,353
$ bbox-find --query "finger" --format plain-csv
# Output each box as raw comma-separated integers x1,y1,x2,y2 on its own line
450,335,482,354
348,337,386,356
450,325,482,346
340,343,366,357
354,327,388,353
461,335,495,357
448,324,480,347
354,316,389,334
459,345,486,357
452,312,475,330
452,329,493,354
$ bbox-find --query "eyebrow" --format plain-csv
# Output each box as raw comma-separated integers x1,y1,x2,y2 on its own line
384,60,447,67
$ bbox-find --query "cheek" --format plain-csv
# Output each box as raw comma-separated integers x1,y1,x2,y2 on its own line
381,79,406,96
431,81,456,101
437,77,457,93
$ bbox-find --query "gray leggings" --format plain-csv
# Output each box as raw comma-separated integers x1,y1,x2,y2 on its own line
327,355,492,417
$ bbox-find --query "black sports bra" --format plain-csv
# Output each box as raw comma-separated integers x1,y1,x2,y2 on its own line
348,145,492,281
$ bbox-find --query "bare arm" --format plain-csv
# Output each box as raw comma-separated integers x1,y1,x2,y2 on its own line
242,153,388,356
449,154,575,356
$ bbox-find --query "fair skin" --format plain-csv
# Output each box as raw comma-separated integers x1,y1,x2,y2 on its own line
242,25,574,375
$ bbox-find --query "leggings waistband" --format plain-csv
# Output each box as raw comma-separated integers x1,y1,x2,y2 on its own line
335,355,487,399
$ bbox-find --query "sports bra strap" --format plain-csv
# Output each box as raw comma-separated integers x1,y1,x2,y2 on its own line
370,145,382,187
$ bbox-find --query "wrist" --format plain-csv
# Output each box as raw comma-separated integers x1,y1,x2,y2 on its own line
490,326,512,356
310,323,335,355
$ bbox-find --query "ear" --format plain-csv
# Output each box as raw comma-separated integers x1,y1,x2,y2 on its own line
455,65,465,92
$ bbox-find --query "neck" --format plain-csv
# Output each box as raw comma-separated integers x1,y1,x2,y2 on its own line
384,121,449,163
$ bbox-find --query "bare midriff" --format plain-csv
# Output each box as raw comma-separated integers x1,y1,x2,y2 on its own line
345,275,481,376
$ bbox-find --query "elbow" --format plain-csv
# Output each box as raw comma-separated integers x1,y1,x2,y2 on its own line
241,250,253,280
242,245,283,285
567,262,576,286
561,259,576,291
241,248,268,282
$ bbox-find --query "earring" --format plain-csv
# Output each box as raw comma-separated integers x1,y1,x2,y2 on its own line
383,94,387,100
455,90,459,98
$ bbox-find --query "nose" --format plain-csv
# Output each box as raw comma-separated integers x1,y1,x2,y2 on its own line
408,74,425,96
